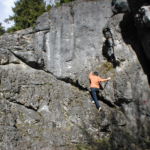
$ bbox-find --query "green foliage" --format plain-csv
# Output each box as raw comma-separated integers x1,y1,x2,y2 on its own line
46,4,52,11
56,0,74,7
0,23,5,35
56,2,61,7
6,0,47,32
7,26,21,33
60,0,74,3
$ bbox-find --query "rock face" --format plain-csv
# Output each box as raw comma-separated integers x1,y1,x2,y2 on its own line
0,0,150,150
127,0,150,62
111,0,130,14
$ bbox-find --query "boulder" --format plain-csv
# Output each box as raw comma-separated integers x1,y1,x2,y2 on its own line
0,0,150,149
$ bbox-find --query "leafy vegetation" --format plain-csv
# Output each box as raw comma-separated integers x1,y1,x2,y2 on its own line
56,0,75,7
6,0,47,32
5,0,75,33
60,0,74,3
0,23,5,35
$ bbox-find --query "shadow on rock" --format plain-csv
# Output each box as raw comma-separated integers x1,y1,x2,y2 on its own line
127,0,150,14
119,13,150,84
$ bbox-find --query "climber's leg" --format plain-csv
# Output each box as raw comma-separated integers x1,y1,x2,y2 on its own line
91,88,100,109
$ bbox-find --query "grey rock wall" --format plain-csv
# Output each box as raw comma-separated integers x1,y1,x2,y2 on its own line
0,0,150,150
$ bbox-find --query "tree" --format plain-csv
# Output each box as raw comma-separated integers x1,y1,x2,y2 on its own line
60,0,74,4
56,0,74,7
0,23,5,35
7,0,47,31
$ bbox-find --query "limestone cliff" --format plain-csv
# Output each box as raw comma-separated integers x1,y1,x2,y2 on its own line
0,0,150,150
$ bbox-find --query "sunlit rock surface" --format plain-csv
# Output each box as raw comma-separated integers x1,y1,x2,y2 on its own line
0,0,150,150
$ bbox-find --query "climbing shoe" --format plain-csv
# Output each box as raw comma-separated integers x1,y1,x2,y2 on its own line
98,107,102,112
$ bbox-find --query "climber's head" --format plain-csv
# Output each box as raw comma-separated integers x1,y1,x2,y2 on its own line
93,71,99,76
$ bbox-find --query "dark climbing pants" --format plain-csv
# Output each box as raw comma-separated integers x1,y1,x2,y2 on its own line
90,88,100,109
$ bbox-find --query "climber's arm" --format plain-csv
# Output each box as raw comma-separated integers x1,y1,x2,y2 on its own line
98,76,111,82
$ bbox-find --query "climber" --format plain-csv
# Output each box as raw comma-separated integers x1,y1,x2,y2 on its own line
103,27,120,67
89,71,111,111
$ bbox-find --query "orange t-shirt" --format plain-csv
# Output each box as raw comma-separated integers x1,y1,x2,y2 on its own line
89,72,107,88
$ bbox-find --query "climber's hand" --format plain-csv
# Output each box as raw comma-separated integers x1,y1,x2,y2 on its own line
107,77,111,80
